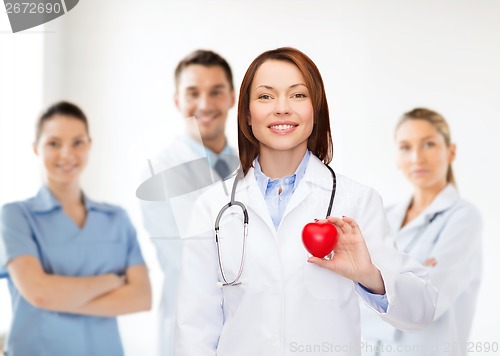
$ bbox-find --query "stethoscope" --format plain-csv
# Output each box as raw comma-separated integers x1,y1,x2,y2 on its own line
214,163,337,287
401,211,443,254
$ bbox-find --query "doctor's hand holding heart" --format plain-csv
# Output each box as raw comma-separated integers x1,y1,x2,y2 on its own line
307,216,386,295
175,48,437,356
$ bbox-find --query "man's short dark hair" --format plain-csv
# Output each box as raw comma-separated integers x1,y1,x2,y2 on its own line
174,49,234,91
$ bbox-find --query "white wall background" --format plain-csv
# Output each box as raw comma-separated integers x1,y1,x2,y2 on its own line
1,1,499,355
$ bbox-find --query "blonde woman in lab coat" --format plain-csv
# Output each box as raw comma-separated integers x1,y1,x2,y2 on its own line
361,108,483,356
174,48,438,356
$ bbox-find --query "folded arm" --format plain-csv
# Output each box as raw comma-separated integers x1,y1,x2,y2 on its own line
69,264,151,316
8,255,124,311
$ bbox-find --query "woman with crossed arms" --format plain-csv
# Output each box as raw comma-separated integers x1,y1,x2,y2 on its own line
362,108,482,356
0,102,152,356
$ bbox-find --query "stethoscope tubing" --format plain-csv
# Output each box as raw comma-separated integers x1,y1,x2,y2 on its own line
215,163,336,287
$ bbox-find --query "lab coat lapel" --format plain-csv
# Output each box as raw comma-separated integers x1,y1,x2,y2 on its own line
397,184,458,233
282,155,331,222
389,198,413,232
236,166,277,235
422,184,459,219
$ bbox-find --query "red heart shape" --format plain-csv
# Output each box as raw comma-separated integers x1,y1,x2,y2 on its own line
302,222,338,258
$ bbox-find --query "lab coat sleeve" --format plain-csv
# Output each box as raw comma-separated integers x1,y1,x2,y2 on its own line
174,196,223,356
356,188,438,331
425,203,482,320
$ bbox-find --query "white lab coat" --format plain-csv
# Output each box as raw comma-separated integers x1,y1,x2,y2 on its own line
138,135,236,356
175,155,437,356
361,184,482,356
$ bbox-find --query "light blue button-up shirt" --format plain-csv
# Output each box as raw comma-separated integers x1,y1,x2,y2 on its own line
254,150,310,229
0,186,145,356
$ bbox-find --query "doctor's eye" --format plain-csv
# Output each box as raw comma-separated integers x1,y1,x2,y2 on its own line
47,141,60,148
186,91,199,100
291,93,307,99
210,89,224,97
398,145,410,151
423,141,436,149
73,139,86,147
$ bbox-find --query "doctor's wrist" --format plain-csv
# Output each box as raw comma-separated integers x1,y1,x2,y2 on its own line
357,265,385,295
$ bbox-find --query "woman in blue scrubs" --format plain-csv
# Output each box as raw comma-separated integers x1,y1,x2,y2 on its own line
0,102,152,356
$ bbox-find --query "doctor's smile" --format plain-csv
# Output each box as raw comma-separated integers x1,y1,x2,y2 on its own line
411,168,431,177
268,121,299,134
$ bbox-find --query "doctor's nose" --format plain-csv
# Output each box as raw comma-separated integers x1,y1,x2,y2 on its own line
197,93,213,111
274,97,291,116
59,144,74,158
410,147,424,162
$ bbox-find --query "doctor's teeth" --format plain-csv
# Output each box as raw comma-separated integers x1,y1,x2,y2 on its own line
272,124,294,130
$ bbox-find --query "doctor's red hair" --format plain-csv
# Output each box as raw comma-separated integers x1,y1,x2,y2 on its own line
237,47,333,175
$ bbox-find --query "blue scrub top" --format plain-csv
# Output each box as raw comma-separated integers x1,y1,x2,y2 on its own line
0,186,145,356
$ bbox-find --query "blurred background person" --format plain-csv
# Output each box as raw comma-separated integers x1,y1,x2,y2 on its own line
138,49,237,356
361,108,482,356
0,101,152,356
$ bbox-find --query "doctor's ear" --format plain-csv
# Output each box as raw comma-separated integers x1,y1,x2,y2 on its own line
173,93,180,110
448,143,457,163
33,142,39,156
230,90,236,108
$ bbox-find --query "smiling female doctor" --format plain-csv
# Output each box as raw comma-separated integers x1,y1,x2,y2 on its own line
361,108,483,356
174,48,438,356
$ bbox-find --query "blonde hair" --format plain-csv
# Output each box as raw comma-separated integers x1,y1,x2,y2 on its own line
396,108,456,186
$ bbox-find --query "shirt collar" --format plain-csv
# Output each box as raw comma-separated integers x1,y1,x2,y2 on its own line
180,134,233,168
422,184,459,219
82,194,114,213
395,183,459,230
254,150,311,196
28,186,115,214
29,185,62,213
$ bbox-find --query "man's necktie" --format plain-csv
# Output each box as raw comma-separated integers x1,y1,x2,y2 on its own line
214,159,230,179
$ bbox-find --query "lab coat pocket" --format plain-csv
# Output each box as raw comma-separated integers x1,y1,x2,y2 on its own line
304,263,354,303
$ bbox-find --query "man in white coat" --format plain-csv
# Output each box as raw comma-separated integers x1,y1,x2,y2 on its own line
138,49,237,356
